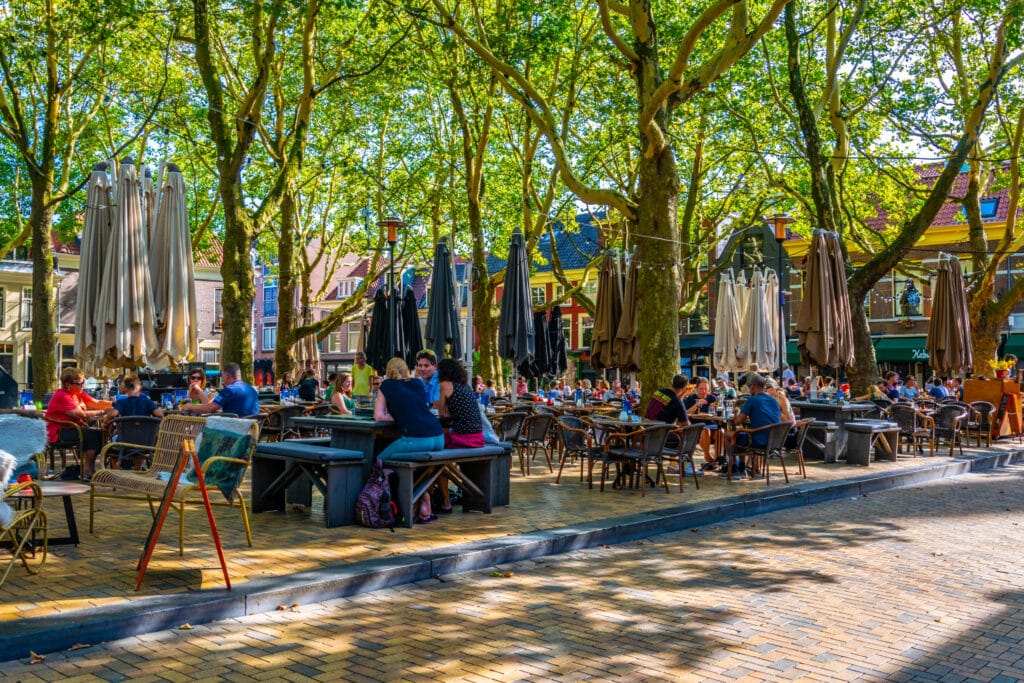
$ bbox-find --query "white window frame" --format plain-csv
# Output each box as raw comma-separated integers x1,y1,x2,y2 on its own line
347,322,361,352
20,287,31,329
531,286,546,307
262,322,277,350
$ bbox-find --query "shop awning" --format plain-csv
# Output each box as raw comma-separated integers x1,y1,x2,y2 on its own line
874,336,929,362
1002,333,1024,358
679,334,714,351
787,340,800,366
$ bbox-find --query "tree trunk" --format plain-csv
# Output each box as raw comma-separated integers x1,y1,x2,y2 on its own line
473,279,502,387
29,182,56,394
635,147,681,413
847,303,878,393
274,190,297,378
219,179,256,381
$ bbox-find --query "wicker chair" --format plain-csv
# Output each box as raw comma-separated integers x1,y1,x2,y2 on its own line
43,417,83,472
729,422,794,486
518,413,557,476
933,405,968,457
583,419,639,492
605,424,673,496
555,416,593,484
90,415,260,555
0,481,47,586
889,404,934,457
260,404,306,442
660,423,704,491
497,411,529,475
785,418,814,478
968,401,995,447
104,416,162,469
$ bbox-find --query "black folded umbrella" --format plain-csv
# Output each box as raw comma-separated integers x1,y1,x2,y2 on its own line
365,288,391,375
548,305,568,377
519,310,550,379
498,229,535,370
424,238,462,361
402,286,424,370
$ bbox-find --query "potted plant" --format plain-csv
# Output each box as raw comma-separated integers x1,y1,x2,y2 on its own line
989,358,1015,379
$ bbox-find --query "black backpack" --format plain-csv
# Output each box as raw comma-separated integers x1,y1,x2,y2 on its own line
355,460,397,531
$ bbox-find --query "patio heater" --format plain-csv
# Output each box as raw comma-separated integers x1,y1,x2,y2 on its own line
379,216,405,361
768,214,795,377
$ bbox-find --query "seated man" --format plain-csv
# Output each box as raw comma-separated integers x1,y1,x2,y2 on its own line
724,373,780,479
684,377,719,466
105,375,164,469
644,374,690,425
183,362,260,417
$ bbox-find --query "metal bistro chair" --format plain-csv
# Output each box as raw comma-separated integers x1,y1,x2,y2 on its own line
933,404,968,457
889,404,934,457
605,423,674,497
43,417,84,472
785,418,814,479
105,416,162,470
660,423,704,492
497,411,530,476
585,419,642,492
555,415,593,484
730,422,794,486
968,401,995,448
260,404,306,442
517,413,556,476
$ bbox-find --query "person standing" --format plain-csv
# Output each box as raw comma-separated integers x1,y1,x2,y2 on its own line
351,352,374,397
183,363,260,417
44,367,112,480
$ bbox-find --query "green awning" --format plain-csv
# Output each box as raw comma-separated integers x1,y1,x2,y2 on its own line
786,340,800,366
1003,333,1024,358
874,336,929,362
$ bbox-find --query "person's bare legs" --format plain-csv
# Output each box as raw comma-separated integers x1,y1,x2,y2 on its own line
81,449,97,479
437,474,452,510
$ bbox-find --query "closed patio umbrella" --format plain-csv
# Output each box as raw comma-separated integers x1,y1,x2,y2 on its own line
148,163,197,370
927,254,973,375
548,305,568,378
96,156,158,370
424,238,462,361
825,231,855,367
590,251,622,371
365,287,391,374
519,310,550,380
390,286,407,370
713,269,743,374
796,229,855,368
498,229,535,370
738,268,776,372
74,162,114,377
612,253,641,373
402,286,424,370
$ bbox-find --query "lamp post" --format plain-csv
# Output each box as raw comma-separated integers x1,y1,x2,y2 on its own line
379,216,405,361
768,214,795,377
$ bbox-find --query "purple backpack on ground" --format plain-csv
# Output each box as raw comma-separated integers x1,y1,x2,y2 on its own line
355,460,397,531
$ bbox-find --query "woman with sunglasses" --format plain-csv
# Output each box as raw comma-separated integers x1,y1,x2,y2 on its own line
44,367,112,480
187,369,210,404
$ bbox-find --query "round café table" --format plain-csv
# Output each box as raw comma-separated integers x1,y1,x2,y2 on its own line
12,481,89,546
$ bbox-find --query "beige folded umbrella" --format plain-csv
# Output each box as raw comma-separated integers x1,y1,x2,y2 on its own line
74,163,114,377
713,269,744,374
740,268,777,372
97,157,158,370
149,163,197,370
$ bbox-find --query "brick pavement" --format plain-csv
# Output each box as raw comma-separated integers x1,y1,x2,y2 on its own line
6,461,1024,681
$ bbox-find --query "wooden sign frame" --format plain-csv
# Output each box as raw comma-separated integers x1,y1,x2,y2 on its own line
136,439,231,591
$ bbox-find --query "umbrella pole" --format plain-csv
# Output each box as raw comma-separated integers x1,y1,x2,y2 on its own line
464,261,473,378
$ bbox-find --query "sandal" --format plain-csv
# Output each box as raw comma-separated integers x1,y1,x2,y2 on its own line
438,506,454,514
415,513,438,524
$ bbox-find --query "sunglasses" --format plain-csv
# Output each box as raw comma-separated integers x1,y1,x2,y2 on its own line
190,375,204,380
70,380,86,386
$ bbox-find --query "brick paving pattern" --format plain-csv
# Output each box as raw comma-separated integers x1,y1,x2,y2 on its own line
5,462,1024,681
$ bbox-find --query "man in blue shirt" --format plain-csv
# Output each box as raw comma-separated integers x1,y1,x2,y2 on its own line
724,373,781,479
927,376,950,399
183,362,261,417
416,350,441,406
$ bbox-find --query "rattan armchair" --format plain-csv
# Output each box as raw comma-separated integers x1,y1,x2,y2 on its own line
889,404,934,457
0,481,47,586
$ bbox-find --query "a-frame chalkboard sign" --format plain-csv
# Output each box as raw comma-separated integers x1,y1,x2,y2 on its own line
136,439,231,591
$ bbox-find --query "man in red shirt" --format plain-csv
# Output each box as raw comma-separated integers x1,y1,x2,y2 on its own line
44,367,112,479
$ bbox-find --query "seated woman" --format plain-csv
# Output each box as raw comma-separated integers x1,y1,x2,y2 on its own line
330,372,356,415
277,372,294,395
375,358,444,522
44,367,112,480
296,369,320,402
187,369,211,404
435,359,485,513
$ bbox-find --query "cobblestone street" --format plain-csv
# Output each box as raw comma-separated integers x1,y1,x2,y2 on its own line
7,464,1024,681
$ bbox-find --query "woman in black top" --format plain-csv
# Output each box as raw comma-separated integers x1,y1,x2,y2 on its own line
435,359,484,513
375,358,444,456
296,370,320,402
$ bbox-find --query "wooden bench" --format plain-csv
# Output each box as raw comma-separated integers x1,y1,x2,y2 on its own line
845,419,900,466
251,441,363,528
383,444,511,528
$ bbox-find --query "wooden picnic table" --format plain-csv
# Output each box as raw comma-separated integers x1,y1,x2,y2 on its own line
291,415,401,478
